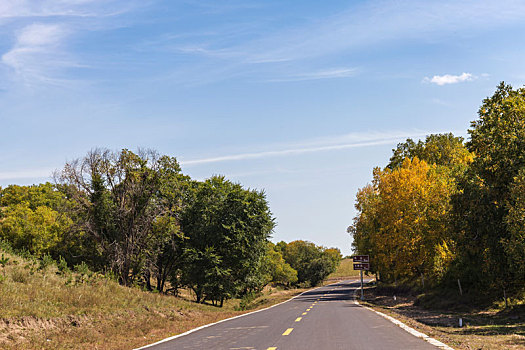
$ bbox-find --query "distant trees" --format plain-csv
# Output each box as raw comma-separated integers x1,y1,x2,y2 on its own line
350,82,525,299
280,240,341,286
261,243,298,286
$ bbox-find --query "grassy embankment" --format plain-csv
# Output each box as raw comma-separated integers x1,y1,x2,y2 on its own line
0,247,306,350
326,258,361,281
360,282,525,349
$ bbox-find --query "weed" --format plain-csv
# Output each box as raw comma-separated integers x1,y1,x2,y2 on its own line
0,253,10,277
236,291,260,310
11,266,30,283
38,254,55,271
74,261,92,283
57,256,71,275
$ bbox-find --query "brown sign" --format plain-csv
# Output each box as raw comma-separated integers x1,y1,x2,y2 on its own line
353,263,370,270
353,255,369,263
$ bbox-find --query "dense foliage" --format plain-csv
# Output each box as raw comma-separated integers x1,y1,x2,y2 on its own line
279,240,341,286
0,149,341,306
350,82,525,301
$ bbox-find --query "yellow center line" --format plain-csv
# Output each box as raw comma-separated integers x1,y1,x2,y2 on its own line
306,308,311,311
267,348,277,350
295,317,302,322
282,328,294,336
302,312,307,315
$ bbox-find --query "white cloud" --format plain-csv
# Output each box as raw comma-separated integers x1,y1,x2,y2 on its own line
17,23,65,47
181,130,442,166
0,1,143,86
424,73,474,86
267,67,358,82
1,23,71,84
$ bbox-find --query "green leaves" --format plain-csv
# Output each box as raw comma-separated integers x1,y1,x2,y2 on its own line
453,82,525,290
280,240,340,286
180,176,275,304
353,83,525,297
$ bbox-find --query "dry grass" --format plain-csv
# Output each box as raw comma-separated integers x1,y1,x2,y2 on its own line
361,285,525,350
0,249,306,349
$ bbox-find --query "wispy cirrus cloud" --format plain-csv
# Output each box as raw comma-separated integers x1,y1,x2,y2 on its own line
1,23,73,85
423,73,474,86
266,67,358,82
181,130,446,166
0,130,457,181
0,0,145,86
0,0,134,19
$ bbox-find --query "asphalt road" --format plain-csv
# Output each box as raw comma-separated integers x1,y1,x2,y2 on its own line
140,280,438,350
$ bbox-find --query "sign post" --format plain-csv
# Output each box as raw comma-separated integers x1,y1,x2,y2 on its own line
360,270,364,300
352,255,370,300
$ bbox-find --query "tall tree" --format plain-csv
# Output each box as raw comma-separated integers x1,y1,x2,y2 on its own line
56,148,184,286
180,176,274,306
351,158,455,284
453,82,525,293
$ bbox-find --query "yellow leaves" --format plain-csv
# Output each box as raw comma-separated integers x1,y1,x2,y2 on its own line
354,156,455,280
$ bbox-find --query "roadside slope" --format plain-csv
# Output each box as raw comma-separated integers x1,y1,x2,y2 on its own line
0,248,305,350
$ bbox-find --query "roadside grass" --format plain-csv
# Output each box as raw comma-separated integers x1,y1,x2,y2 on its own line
0,248,307,349
326,258,361,280
360,283,525,350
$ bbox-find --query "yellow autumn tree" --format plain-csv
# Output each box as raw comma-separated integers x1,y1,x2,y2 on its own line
352,157,455,285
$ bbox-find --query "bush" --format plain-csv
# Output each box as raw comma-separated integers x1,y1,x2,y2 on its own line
236,291,261,311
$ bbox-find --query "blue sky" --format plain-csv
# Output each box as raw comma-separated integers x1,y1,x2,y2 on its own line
1,0,525,255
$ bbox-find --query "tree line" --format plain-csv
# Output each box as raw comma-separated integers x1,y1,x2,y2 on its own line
0,149,341,306
350,82,525,301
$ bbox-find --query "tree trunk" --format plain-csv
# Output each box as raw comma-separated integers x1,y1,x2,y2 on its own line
144,270,152,291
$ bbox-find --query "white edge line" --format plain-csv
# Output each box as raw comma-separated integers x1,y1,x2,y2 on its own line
136,280,349,349
352,286,455,350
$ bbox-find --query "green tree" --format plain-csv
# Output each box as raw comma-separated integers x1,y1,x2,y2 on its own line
180,176,274,306
0,183,66,211
0,204,72,257
453,82,525,293
261,243,298,286
504,169,525,289
281,240,339,286
388,133,472,171
0,183,75,259
56,148,184,286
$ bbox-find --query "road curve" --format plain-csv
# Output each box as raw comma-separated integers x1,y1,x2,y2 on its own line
139,280,438,350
